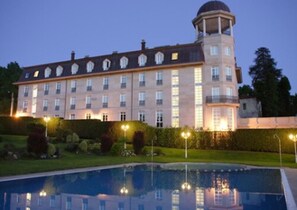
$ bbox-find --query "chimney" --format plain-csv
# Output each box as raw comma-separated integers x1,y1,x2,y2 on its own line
71,51,75,61
141,40,146,51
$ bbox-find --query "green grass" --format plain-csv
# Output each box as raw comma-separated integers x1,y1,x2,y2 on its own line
0,134,296,177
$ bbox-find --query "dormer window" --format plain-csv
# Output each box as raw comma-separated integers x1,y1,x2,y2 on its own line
71,63,79,75
34,71,39,77
103,59,111,71
25,72,30,79
86,61,94,72
155,52,164,65
120,56,128,69
171,52,178,60
138,54,147,67
44,67,51,78
56,65,63,76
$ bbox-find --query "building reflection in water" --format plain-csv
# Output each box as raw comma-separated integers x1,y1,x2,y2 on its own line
1,164,286,210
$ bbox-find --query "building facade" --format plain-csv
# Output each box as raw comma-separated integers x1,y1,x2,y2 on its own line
15,1,242,131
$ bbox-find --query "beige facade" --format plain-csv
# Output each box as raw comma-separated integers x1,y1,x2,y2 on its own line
15,1,242,131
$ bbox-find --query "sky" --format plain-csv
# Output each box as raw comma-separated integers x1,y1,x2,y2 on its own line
1,0,297,94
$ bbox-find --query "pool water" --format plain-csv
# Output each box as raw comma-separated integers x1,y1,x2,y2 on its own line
0,163,287,210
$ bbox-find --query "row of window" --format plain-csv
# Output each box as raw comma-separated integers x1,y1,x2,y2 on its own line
23,72,164,96
211,66,233,82
70,111,164,128
27,52,179,79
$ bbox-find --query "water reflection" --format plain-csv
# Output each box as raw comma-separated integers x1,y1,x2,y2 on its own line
0,164,287,210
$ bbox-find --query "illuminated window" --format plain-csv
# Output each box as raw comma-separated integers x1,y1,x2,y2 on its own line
194,68,202,84
34,71,39,77
212,108,221,131
227,108,233,130
120,56,128,69
103,59,111,71
71,63,79,74
171,52,178,60
155,52,164,64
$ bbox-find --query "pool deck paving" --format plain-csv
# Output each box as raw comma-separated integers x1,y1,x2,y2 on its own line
284,168,297,209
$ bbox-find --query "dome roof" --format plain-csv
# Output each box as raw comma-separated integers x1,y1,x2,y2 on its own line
197,0,230,16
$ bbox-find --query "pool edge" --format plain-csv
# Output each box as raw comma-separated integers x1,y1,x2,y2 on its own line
281,169,297,210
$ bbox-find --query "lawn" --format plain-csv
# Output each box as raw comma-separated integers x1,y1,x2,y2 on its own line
0,134,296,177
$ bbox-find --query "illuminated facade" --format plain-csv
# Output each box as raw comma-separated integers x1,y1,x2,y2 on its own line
15,1,242,131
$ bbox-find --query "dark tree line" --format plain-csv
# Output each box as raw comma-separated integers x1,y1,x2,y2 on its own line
239,47,297,117
0,62,22,115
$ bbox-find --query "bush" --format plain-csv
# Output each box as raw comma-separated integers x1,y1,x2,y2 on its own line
88,143,101,154
133,131,145,155
27,132,48,157
47,143,56,157
55,127,72,142
66,133,80,143
79,140,88,153
65,143,79,153
110,142,124,156
100,134,114,153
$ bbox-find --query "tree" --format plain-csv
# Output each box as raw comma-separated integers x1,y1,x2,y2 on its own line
0,62,22,115
249,47,282,117
278,76,291,116
238,85,254,98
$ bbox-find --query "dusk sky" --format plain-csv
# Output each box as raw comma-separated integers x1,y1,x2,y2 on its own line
1,0,297,93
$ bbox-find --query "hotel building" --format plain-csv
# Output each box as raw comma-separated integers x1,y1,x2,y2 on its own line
15,1,242,131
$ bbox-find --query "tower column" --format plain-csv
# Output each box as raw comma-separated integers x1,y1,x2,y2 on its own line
203,18,206,36
195,25,199,40
229,19,233,36
218,16,221,34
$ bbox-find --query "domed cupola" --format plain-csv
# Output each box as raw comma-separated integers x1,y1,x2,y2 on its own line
192,0,235,40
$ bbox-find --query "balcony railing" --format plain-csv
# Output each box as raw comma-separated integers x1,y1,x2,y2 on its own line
206,95,239,104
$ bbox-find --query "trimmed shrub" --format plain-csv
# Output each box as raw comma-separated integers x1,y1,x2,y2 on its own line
27,132,48,157
88,143,101,154
66,133,80,143
79,140,88,153
55,127,72,142
133,131,145,155
65,143,78,153
110,142,124,156
47,143,56,157
100,134,114,153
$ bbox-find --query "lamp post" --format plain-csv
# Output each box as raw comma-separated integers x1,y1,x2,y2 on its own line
43,117,50,138
121,124,129,149
289,133,297,163
273,134,282,168
181,131,191,159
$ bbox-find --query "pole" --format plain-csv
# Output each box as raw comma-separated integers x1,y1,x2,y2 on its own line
294,139,297,163
124,130,126,149
10,92,14,117
274,134,282,168
185,137,187,159
45,121,48,138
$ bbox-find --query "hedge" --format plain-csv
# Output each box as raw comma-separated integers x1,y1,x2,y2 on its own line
0,116,296,154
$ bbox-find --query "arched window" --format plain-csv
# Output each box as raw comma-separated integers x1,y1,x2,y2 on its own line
155,52,164,65
71,63,79,75
120,56,129,69
138,54,147,67
103,59,111,71
44,67,51,78
56,65,63,76
86,61,94,72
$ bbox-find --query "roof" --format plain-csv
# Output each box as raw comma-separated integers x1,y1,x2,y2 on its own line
16,42,204,84
197,0,231,16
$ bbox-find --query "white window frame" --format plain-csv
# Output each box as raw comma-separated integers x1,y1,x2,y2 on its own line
120,56,129,69
138,111,145,122
103,59,111,71
138,54,147,67
210,46,219,56
56,65,63,76
225,46,231,56
71,63,79,75
155,52,164,64
211,67,219,81
44,67,51,78
86,61,94,72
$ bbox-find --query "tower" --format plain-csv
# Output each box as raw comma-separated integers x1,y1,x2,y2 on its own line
193,1,241,131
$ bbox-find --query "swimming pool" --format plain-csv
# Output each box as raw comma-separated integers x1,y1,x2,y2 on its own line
0,163,287,210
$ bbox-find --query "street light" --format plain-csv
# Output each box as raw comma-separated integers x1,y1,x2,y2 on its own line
121,124,129,149
181,131,191,159
43,116,50,138
39,190,47,197
289,133,297,163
